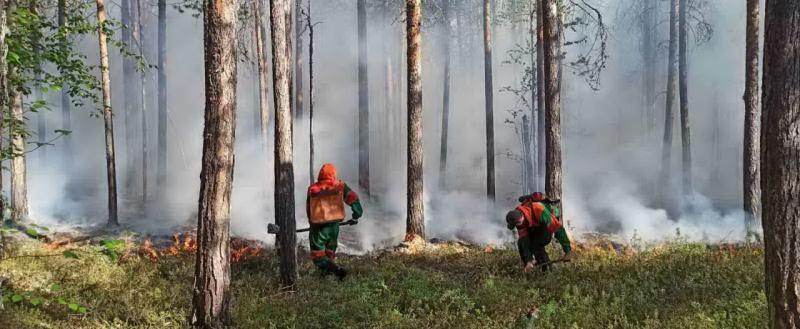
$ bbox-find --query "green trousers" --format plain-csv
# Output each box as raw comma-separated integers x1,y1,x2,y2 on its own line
309,222,340,269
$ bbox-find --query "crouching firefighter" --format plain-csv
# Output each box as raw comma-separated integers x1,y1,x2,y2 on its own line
506,192,572,272
306,163,364,279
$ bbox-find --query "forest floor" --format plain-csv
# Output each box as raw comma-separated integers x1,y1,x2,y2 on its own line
0,227,765,329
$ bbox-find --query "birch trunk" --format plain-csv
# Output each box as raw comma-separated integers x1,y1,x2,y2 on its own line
95,0,118,226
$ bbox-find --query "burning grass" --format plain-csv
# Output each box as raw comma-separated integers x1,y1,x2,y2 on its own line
0,237,766,329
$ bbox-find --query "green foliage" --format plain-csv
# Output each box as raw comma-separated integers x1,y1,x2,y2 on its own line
0,240,766,328
100,239,125,262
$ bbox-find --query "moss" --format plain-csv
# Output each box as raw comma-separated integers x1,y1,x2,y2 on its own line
0,240,765,328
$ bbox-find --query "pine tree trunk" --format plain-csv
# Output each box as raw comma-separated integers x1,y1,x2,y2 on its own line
294,0,303,121
542,0,562,201
133,0,148,205
58,0,72,168
483,0,495,202
254,0,269,153
678,0,691,196
522,115,533,194
30,0,46,167
122,0,136,197
659,0,679,207
405,0,424,241
270,0,297,288
642,0,657,136
529,6,538,191
357,0,370,196
9,91,27,223
743,0,760,237
0,0,7,218
761,1,800,326
438,0,450,190
189,0,237,326
96,0,118,227
156,0,167,195
307,0,314,182
536,0,545,191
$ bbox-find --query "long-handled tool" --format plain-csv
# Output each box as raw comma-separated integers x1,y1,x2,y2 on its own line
267,219,359,234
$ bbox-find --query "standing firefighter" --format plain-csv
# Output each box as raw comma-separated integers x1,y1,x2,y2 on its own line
506,192,572,272
306,163,364,279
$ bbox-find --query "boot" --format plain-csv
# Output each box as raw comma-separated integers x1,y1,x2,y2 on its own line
325,262,348,280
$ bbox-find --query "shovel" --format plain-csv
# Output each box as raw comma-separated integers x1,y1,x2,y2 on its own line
267,219,359,234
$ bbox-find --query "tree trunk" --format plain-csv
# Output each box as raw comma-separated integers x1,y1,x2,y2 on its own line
536,0,545,191
254,0,269,154
294,0,303,120
659,0,679,207
483,0,495,202
743,0,760,238
761,0,800,327
121,0,136,197
439,0,451,190
96,0,118,227
307,0,315,183
157,0,167,197
357,0,370,196
9,91,27,223
405,0,424,241
30,0,46,167
0,0,8,219
678,0,691,197
528,6,538,192
270,0,297,288
58,0,71,168
542,0,562,202
642,0,657,136
522,115,533,194
133,0,148,205
189,0,237,326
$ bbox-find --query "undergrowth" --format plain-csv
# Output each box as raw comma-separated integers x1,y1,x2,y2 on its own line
0,239,765,328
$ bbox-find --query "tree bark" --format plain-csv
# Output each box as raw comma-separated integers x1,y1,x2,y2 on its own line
58,0,71,168
157,0,167,197
743,0,760,238
405,0,424,241
96,0,118,227
529,6,538,192
678,0,691,196
439,0,450,190
761,0,800,327
294,0,303,120
190,0,237,326
536,0,545,191
254,0,269,153
659,0,679,207
483,0,495,202
358,0,370,196
543,0,562,201
270,0,297,288
642,0,657,135
0,0,7,218
9,91,27,223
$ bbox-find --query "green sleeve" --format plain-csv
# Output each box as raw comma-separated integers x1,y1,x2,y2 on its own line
554,227,572,253
517,235,534,264
343,184,364,219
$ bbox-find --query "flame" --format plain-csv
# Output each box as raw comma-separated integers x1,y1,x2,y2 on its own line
136,233,259,263
43,240,73,251
140,240,159,262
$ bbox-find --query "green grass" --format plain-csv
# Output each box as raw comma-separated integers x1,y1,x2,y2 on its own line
0,239,765,328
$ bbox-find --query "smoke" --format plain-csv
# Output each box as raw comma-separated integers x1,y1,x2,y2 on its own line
16,0,756,251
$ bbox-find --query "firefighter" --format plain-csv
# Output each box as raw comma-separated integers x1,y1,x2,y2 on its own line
506,192,572,272
306,163,364,279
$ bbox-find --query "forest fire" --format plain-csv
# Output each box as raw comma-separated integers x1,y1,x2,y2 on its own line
137,233,262,263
